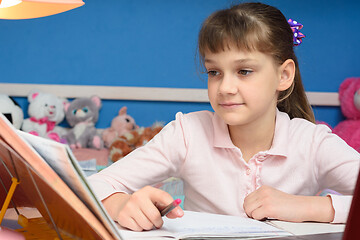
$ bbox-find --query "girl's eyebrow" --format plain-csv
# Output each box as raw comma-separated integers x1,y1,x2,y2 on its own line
204,58,257,64
234,59,258,64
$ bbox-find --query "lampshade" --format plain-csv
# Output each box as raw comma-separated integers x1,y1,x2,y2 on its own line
0,0,85,19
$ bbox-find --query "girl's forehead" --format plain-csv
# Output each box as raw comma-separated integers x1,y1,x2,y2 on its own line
203,48,279,69
203,39,263,57
204,47,267,61
201,34,263,54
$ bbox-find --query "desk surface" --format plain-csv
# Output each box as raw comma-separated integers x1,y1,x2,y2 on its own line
269,220,345,236
3,208,42,223
3,207,42,229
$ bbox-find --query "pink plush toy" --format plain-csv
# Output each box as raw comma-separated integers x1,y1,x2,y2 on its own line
102,106,137,148
333,77,360,152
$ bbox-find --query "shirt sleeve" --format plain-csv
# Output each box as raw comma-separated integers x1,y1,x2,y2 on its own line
328,194,353,223
314,125,360,223
87,112,188,201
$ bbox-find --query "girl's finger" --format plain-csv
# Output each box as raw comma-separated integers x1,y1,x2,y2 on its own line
133,209,156,231
147,187,184,219
140,199,164,229
250,206,268,221
165,206,184,219
117,196,154,231
118,216,143,232
243,194,261,218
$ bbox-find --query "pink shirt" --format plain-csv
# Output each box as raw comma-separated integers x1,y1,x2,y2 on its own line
88,110,360,223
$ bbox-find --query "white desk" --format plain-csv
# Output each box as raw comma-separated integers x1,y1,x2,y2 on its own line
268,220,345,236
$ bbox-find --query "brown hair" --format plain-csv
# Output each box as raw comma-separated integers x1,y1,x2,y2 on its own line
197,2,315,123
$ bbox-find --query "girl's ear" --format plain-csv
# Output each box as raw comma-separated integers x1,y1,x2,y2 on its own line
277,59,295,91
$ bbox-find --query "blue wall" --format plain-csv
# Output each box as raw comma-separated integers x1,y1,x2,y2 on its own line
1,0,360,128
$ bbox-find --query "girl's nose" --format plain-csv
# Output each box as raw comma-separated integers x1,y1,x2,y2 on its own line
218,74,238,95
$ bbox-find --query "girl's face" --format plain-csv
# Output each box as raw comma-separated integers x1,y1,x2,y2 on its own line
205,46,284,128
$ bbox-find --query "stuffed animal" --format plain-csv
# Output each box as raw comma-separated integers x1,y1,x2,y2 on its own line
333,77,360,152
21,90,67,142
0,94,24,129
102,106,138,148
63,95,104,150
109,122,164,162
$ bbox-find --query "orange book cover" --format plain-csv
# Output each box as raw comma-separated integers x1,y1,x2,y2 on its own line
0,113,122,239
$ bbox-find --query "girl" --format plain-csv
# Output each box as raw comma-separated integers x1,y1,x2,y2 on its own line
88,2,360,231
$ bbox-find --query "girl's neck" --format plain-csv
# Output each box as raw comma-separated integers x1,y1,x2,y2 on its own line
228,112,276,162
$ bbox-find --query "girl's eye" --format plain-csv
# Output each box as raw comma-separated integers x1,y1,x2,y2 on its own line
239,70,252,76
207,70,220,77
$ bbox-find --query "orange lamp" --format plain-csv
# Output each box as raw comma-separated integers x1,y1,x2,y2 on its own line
0,0,85,19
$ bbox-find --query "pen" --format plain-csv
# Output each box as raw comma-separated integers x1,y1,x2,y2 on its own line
160,198,182,217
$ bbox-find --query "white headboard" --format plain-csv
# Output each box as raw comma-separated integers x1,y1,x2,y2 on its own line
1,83,339,106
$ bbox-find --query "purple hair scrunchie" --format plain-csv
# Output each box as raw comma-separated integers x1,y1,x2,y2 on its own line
288,19,305,46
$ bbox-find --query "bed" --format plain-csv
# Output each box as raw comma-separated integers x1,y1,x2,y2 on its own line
1,82,340,164
1,83,340,105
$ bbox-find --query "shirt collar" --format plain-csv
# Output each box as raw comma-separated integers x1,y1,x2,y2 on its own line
212,113,237,148
211,109,290,158
267,109,289,158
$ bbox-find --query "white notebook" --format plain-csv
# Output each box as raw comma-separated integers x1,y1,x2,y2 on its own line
119,210,292,239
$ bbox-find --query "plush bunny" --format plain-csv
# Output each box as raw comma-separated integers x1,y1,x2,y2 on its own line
63,95,104,150
0,94,24,129
333,77,360,152
21,90,67,142
102,106,137,148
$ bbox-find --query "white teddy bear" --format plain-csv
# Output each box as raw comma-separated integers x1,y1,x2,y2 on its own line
21,89,68,142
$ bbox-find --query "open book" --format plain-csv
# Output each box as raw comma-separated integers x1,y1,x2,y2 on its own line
119,211,292,239
0,113,292,239
0,113,122,239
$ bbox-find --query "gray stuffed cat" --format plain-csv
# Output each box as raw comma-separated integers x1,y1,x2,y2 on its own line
63,95,104,150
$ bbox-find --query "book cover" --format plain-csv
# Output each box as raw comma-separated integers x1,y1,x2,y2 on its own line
0,113,122,239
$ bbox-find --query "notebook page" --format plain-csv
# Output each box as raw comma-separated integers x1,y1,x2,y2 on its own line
119,210,292,239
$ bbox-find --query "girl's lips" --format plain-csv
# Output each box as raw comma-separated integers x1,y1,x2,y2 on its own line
219,103,244,109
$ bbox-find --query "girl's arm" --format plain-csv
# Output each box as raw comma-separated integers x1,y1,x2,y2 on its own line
243,185,335,222
88,113,190,230
257,123,360,223
314,127,360,223
88,112,188,201
102,186,183,231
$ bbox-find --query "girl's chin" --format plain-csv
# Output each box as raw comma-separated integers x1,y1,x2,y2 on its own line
220,115,247,126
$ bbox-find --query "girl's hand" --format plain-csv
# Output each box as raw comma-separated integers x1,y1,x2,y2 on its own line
102,186,184,231
243,185,335,223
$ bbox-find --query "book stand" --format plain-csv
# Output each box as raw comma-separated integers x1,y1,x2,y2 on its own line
0,177,20,225
0,141,73,240
0,114,119,240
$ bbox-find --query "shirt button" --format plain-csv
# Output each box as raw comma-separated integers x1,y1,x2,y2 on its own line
246,168,251,175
